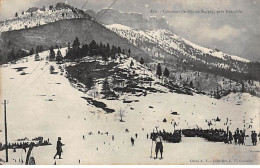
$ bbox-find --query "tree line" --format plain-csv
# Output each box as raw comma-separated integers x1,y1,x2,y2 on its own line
64,37,130,62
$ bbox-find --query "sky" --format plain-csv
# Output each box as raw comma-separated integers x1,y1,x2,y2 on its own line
0,0,259,61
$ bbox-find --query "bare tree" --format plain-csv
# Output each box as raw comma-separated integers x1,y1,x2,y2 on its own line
118,108,125,122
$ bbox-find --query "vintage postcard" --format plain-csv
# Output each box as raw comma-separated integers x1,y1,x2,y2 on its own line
0,0,259,165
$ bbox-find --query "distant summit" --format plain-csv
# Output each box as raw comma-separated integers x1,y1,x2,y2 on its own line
85,9,171,31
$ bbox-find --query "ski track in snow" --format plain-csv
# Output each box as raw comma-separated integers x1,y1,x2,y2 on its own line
0,50,259,165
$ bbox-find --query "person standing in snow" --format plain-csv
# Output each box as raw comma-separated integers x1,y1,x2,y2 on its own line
135,133,138,139
252,131,257,146
155,135,163,159
54,137,65,159
228,131,233,144
251,131,255,146
131,137,135,146
234,131,238,145
238,130,245,145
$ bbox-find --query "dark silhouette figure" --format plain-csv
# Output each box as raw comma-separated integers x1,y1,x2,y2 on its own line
131,137,135,146
251,131,257,146
135,133,138,139
155,135,163,159
238,130,245,145
228,131,233,144
54,137,64,159
112,135,114,141
234,131,238,145
147,133,149,139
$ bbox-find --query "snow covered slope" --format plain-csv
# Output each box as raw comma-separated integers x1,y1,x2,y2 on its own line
106,24,249,64
0,50,259,165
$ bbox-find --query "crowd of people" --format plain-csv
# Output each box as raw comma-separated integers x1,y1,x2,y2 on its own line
150,130,182,143
182,128,259,146
0,137,51,152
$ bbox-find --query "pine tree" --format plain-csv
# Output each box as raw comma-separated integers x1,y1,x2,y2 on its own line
102,54,108,64
106,43,110,52
8,48,16,62
49,46,56,60
128,49,131,57
102,78,110,92
86,76,94,89
140,57,144,64
111,45,117,60
72,37,80,49
36,45,40,53
189,81,193,87
89,40,97,56
82,44,89,55
50,65,55,74
105,43,110,59
117,46,121,54
156,63,162,77
241,81,245,93
29,48,35,55
130,60,134,67
163,67,169,77
56,49,63,62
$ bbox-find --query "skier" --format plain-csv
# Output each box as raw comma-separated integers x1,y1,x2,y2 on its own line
54,137,65,159
135,133,138,139
112,135,114,141
131,137,135,146
154,135,163,159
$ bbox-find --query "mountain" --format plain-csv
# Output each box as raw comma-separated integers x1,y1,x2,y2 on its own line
0,3,150,63
0,3,259,95
85,9,260,83
85,9,171,31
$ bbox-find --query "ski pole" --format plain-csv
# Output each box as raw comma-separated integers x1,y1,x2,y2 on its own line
150,138,153,158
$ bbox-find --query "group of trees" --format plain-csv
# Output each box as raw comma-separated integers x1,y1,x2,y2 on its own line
6,45,44,63
7,48,27,62
156,63,170,78
48,46,63,62
65,37,127,62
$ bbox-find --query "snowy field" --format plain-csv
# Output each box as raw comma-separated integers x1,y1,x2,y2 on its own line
0,50,259,165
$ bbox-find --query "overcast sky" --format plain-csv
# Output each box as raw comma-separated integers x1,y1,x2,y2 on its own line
0,0,259,61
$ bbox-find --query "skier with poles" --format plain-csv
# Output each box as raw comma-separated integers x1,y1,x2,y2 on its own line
154,134,163,160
